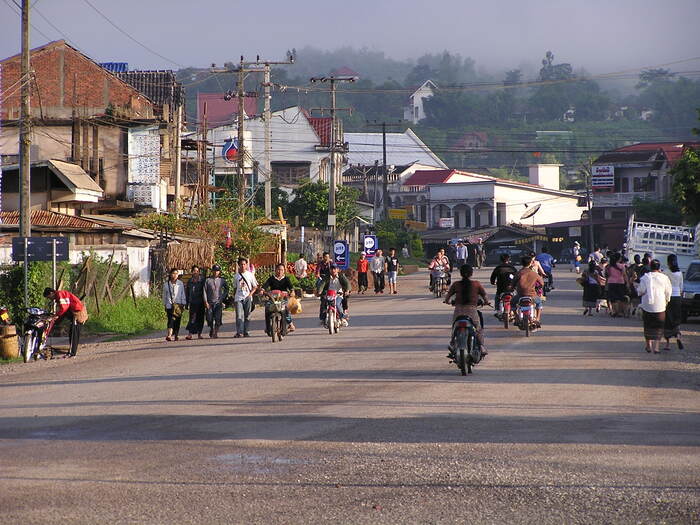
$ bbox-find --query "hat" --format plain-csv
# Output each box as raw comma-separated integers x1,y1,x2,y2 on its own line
574,241,580,246
211,264,221,271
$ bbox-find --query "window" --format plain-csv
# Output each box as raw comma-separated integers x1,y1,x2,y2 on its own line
611,210,627,220
271,162,311,186
620,177,629,192
633,177,647,192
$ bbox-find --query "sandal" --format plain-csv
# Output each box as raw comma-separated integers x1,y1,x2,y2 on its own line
165,336,172,342
677,340,684,350
185,335,192,340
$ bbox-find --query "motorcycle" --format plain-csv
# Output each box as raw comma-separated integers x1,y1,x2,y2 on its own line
324,289,343,335
21,308,57,362
447,301,489,376
496,291,515,329
263,291,288,343
543,273,553,295
515,297,539,337
431,265,448,298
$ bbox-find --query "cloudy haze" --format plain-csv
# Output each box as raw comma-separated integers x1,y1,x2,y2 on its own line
1,0,699,75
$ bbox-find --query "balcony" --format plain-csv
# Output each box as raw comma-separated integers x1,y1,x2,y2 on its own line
592,191,656,207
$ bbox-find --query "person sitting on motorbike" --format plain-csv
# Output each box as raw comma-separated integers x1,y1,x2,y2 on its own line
428,248,451,291
535,246,556,291
43,287,88,357
316,264,351,327
513,256,544,325
490,253,517,311
262,263,296,335
444,264,489,356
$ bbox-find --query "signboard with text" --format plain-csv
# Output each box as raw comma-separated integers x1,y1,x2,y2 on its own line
12,237,69,262
438,217,455,229
362,235,378,259
333,240,350,270
388,208,408,220
591,165,615,189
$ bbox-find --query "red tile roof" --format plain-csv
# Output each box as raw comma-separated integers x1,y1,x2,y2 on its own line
403,169,456,186
197,93,258,127
303,111,332,147
615,142,700,164
330,66,359,78
0,210,107,229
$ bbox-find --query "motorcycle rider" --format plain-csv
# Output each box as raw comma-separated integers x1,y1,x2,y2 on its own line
444,264,489,356
316,264,350,327
513,255,544,326
262,263,296,335
428,248,451,292
535,246,556,291
490,253,517,311
43,287,88,357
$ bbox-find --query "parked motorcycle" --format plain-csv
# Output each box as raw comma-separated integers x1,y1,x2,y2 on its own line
496,291,515,329
324,289,343,335
515,296,538,337
21,308,56,362
263,291,288,342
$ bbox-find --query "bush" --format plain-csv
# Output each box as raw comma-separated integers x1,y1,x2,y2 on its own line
85,296,171,335
410,237,424,258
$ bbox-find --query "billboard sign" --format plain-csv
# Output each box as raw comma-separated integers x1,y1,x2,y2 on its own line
438,217,455,229
591,165,615,188
362,234,378,259
222,137,239,164
333,240,350,269
388,208,408,220
12,237,69,262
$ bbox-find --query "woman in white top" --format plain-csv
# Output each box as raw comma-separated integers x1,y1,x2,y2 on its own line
636,259,672,354
663,254,684,350
162,268,186,341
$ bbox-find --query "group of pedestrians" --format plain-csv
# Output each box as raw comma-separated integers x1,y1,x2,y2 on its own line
356,248,401,295
578,249,684,353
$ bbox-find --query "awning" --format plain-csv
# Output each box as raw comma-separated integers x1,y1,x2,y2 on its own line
47,159,103,202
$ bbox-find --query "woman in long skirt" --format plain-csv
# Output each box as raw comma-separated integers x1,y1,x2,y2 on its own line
637,259,672,354
663,254,684,350
581,261,601,316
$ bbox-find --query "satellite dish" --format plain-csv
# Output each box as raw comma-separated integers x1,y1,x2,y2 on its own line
520,203,541,220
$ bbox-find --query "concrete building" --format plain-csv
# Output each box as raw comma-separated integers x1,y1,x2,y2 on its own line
403,80,437,124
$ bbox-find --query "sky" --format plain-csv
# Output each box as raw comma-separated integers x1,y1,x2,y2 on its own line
1,0,700,76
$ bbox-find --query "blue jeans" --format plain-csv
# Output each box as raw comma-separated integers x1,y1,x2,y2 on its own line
234,296,252,335
320,295,345,321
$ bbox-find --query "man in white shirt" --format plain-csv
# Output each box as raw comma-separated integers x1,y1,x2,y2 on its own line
637,259,672,354
455,241,468,268
370,249,387,294
294,254,308,279
233,257,258,338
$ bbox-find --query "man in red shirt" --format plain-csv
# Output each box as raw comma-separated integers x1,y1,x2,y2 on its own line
43,288,87,357
356,252,369,294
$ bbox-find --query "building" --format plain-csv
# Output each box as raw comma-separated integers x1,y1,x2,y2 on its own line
403,80,437,124
197,92,258,127
405,165,583,229
0,40,184,214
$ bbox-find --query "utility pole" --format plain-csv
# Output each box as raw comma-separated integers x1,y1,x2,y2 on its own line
582,159,595,253
174,103,182,216
214,54,293,212
19,0,31,239
310,75,356,238
366,121,402,221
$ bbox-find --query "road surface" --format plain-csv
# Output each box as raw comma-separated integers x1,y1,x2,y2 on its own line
1,268,699,524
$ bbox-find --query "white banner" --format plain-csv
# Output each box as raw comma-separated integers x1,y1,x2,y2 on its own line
438,217,454,229
591,165,614,188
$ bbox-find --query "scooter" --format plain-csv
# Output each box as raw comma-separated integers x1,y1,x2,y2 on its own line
496,291,515,329
263,291,288,343
446,301,489,376
324,289,343,335
20,308,57,362
431,266,448,298
515,297,539,337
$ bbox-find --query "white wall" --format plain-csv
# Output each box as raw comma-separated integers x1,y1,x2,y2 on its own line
494,185,582,225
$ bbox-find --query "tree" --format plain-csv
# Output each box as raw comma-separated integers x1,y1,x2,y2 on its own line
670,147,700,223
287,180,360,230
504,69,522,86
538,51,573,82
254,184,289,213
632,198,683,225
636,68,675,89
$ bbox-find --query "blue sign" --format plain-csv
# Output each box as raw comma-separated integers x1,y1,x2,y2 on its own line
222,137,239,164
333,240,350,270
362,235,378,259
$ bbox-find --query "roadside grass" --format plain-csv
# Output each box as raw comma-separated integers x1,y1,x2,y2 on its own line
0,356,22,365
85,296,180,336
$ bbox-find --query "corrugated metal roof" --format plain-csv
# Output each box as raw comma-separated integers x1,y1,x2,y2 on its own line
100,62,129,73
345,129,447,168
116,70,184,107
0,210,107,229
48,160,103,193
197,93,258,127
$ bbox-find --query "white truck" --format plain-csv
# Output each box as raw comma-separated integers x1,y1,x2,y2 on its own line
625,215,699,272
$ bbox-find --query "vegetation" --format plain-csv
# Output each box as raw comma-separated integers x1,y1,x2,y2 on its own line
632,198,684,225
84,296,169,336
671,147,700,224
286,180,360,230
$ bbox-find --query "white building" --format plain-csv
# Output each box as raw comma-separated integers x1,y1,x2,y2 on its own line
401,165,583,229
403,80,437,124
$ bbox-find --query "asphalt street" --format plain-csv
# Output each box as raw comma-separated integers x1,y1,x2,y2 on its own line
1,268,699,524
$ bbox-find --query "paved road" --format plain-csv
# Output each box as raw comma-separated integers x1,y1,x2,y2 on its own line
1,268,699,524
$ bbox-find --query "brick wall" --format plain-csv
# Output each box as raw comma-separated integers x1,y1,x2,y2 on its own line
1,40,153,119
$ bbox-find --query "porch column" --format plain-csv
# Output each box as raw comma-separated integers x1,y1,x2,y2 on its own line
470,206,477,229
492,204,497,227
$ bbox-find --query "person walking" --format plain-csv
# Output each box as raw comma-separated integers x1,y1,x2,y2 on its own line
233,257,258,338
294,254,308,279
637,259,672,353
371,248,387,294
43,287,88,357
580,260,603,316
163,268,186,342
455,241,468,268
356,252,369,294
589,246,604,264
386,248,400,295
663,254,684,350
204,264,229,338
571,241,582,274
474,239,485,269
185,265,206,340
605,253,631,318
